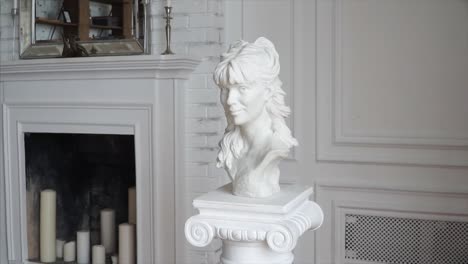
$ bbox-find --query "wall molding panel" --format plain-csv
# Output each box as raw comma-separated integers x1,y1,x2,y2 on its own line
316,0,468,166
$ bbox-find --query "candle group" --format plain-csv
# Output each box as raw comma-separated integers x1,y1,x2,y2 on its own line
119,223,136,264
111,254,119,264
101,208,116,253
56,239,65,258
77,230,90,264
63,241,76,262
40,190,56,263
128,187,137,225
38,187,136,263
92,245,106,264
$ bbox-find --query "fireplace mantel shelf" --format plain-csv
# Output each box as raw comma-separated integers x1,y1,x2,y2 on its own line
0,55,200,81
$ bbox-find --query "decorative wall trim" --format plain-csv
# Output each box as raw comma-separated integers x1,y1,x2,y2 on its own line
289,0,299,162
332,0,468,147
174,79,188,264
0,82,7,264
316,0,468,166
316,182,468,199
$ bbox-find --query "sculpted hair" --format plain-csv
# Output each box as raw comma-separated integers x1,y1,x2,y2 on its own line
214,37,298,179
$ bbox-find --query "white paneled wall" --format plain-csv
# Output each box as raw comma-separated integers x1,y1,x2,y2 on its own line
225,1,468,264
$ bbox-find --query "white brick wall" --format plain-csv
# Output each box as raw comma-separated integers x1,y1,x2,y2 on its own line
0,0,18,61
149,1,227,260
0,0,226,263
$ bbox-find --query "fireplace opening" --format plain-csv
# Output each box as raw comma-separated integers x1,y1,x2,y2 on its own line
25,133,137,263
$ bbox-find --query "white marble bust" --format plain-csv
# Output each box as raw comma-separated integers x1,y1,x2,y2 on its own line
214,37,298,198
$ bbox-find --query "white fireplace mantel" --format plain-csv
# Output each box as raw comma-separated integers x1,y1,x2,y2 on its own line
0,55,200,264
0,55,200,81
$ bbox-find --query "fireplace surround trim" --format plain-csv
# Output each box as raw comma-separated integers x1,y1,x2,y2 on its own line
0,56,200,264
4,104,153,264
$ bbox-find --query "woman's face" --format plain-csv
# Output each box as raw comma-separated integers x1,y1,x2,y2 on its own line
220,82,269,126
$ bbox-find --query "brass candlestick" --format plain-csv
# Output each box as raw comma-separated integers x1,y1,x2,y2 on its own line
162,6,175,55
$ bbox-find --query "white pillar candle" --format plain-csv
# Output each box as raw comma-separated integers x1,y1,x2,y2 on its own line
100,208,116,253
40,189,56,263
166,0,171,7
111,255,118,264
128,187,136,224
77,230,90,264
56,239,65,258
92,245,106,264
119,223,135,264
63,241,76,262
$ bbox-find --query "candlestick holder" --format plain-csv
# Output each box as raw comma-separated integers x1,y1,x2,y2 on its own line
162,6,175,55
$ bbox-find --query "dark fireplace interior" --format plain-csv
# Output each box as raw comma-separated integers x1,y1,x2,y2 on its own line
25,133,136,260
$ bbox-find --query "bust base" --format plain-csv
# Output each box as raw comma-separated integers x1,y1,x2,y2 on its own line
185,183,323,264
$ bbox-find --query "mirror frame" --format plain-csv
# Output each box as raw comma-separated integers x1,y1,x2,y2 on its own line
19,0,150,59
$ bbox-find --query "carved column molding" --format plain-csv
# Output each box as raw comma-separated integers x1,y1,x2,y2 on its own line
185,184,323,264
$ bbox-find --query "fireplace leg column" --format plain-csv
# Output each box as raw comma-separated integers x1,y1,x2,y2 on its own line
185,184,323,264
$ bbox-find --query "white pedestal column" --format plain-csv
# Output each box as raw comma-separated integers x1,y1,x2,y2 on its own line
185,184,323,264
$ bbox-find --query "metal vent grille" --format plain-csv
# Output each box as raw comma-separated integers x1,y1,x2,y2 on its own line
345,214,468,264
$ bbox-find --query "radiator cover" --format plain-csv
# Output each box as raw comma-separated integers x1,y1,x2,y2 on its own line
345,214,468,264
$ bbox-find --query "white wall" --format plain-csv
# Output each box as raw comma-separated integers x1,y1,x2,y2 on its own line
225,0,468,264
150,1,228,262
0,0,226,263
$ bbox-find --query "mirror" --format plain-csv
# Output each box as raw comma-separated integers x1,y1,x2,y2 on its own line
19,0,149,59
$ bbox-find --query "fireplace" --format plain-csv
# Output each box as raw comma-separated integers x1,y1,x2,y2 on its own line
25,133,136,262
0,55,199,264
